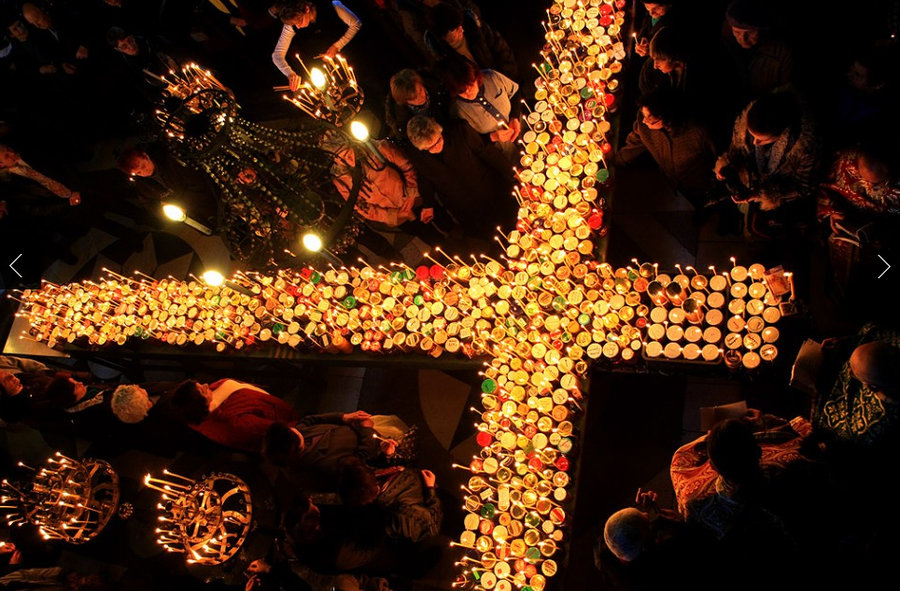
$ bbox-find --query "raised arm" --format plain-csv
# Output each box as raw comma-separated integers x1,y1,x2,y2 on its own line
327,1,362,56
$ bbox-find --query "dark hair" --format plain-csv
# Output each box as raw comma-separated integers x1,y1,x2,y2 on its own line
105,26,128,47
390,69,424,104
430,2,464,39
851,46,892,89
337,456,379,506
857,133,898,174
44,376,78,409
440,56,482,96
708,418,761,486
271,0,314,22
648,26,690,64
262,422,300,466
726,0,773,30
116,147,149,174
282,494,320,544
746,91,799,137
637,87,687,129
166,380,209,424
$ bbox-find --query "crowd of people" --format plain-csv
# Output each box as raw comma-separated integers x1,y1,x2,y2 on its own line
1,355,444,590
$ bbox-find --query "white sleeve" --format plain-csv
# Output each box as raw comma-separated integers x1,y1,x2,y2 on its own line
272,24,297,78
494,70,519,99
331,1,362,51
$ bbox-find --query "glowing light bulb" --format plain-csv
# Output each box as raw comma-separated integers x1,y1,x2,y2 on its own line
202,270,225,286
309,67,327,89
302,232,323,252
349,120,369,142
162,203,186,222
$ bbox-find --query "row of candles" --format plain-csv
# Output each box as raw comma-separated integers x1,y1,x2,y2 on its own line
453,1,628,588
11,256,786,367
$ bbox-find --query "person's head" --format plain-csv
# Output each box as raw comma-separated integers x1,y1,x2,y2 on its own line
45,376,87,409
430,3,465,48
390,69,427,107
855,138,897,185
643,2,670,19
637,87,686,131
0,144,20,168
282,494,321,543
22,2,51,30
441,57,481,99
648,27,689,74
407,115,444,154
104,0,123,7
603,507,651,562
707,418,761,486
117,147,155,177
746,91,798,146
106,27,139,55
111,384,152,423
847,47,891,92
6,18,28,42
262,422,305,466
272,0,316,28
726,0,771,49
338,456,379,505
850,341,900,403
166,380,211,424
0,370,23,397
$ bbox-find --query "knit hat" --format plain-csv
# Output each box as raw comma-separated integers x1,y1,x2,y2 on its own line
726,0,772,30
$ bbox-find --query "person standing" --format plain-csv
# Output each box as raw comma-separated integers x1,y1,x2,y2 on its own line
269,0,362,91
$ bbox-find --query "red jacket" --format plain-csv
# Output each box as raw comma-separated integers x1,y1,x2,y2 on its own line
191,380,297,452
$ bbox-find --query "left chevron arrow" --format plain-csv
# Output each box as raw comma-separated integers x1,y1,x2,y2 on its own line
9,253,23,278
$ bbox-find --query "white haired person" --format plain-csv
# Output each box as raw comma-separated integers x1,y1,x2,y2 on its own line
110,384,153,423
269,0,361,91
595,489,703,587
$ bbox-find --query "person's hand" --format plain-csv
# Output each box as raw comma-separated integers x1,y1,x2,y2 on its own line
247,559,271,575
289,73,302,92
634,487,658,509
0,200,8,219
342,410,372,426
68,192,81,206
713,159,727,181
420,469,436,488
245,575,262,591
821,337,840,350
828,213,846,234
743,408,762,424
323,45,339,58
420,207,434,223
230,16,248,27
380,438,398,456
635,38,649,57
62,62,77,75
509,117,522,138
39,64,57,75
76,45,89,59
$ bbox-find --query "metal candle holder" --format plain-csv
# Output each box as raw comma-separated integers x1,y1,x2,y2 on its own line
145,470,252,565
284,54,364,126
1,453,119,544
